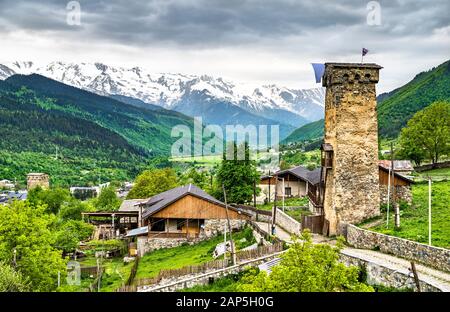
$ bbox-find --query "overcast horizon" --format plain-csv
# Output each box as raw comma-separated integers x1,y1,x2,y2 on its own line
0,0,449,93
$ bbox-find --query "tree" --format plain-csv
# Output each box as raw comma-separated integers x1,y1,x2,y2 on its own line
0,262,31,292
398,101,450,165
59,199,90,221
178,167,211,192
54,220,94,255
127,168,178,199
237,231,373,292
94,185,121,211
0,201,67,291
214,142,260,204
27,186,71,214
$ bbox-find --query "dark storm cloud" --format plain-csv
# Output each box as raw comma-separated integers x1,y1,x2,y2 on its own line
0,0,447,47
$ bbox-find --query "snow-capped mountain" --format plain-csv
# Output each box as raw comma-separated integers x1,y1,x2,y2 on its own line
0,61,325,127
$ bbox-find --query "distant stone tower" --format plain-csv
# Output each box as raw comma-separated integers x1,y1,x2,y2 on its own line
27,173,50,190
322,63,382,235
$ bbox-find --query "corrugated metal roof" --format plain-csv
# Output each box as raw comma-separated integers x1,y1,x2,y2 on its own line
126,226,148,237
378,160,414,171
119,199,147,212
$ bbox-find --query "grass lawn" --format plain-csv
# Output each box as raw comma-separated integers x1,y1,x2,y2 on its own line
413,167,450,182
71,256,134,292
135,227,256,280
285,207,312,222
256,197,309,211
370,180,450,249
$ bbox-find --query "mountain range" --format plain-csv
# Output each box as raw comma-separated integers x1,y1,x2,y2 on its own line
0,61,325,138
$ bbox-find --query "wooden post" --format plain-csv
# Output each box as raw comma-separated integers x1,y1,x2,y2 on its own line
391,147,400,229
386,143,392,228
410,262,421,292
222,184,236,266
428,177,432,246
272,179,278,235
253,179,257,208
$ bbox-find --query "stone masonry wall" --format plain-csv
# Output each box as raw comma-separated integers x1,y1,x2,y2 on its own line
323,63,382,235
339,252,442,292
275,208,301,235
346,224,450,273
379,185,412,205
137,219,247,256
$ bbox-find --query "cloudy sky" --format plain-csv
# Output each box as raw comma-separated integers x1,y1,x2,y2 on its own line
0,0,448,93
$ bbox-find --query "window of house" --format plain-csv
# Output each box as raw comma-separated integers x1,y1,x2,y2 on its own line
176,219,185,231
150,218,165,232
285,187,292,196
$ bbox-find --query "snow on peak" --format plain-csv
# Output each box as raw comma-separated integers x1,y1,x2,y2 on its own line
0,61,325,121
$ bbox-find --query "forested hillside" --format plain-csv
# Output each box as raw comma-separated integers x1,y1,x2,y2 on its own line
0,75,193,186
282,119,324,144
377,60,450,137
3,74,194,154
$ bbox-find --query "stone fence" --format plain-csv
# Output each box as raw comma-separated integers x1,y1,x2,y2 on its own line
346,224,450,273
138,250,286,292
275,208,301,235
414,161,450,172
339,250,443,292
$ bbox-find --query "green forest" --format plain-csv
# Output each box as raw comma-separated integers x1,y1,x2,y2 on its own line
0,75,194,186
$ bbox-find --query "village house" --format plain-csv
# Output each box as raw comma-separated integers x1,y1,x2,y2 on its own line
0,179,15,190
258,166,321,204
0,190,28,205
378,160,414,205
81,198,146,240
127,184,250,256
258,159,414,217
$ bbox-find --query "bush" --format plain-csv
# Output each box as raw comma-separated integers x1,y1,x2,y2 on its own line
0,262,31,292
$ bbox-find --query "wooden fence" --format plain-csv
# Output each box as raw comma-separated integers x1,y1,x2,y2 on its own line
248,220,284,245
125,256,140,286
87,267,104,292
80,266,101,277
236,243,283,262
124,242,284,291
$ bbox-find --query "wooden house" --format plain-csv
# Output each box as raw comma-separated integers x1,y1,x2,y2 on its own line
139,184,250,239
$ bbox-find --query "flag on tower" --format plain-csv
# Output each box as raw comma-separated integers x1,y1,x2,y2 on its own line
362,48,369,56
311,63,325,83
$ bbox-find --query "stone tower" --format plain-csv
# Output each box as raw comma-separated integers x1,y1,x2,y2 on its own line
27,173,50,190
322,63,382,235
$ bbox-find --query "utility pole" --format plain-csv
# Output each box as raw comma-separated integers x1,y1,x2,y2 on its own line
272,179,278,235
386,143,392,228
222,184,236,266
253,179,257,208
223,224,227,267
391,144,400,229
268,170,271,204
428,177,432,246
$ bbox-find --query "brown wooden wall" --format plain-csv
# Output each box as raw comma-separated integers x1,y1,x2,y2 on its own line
379,169,410,186
259,177,277,185
151,195,250,220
